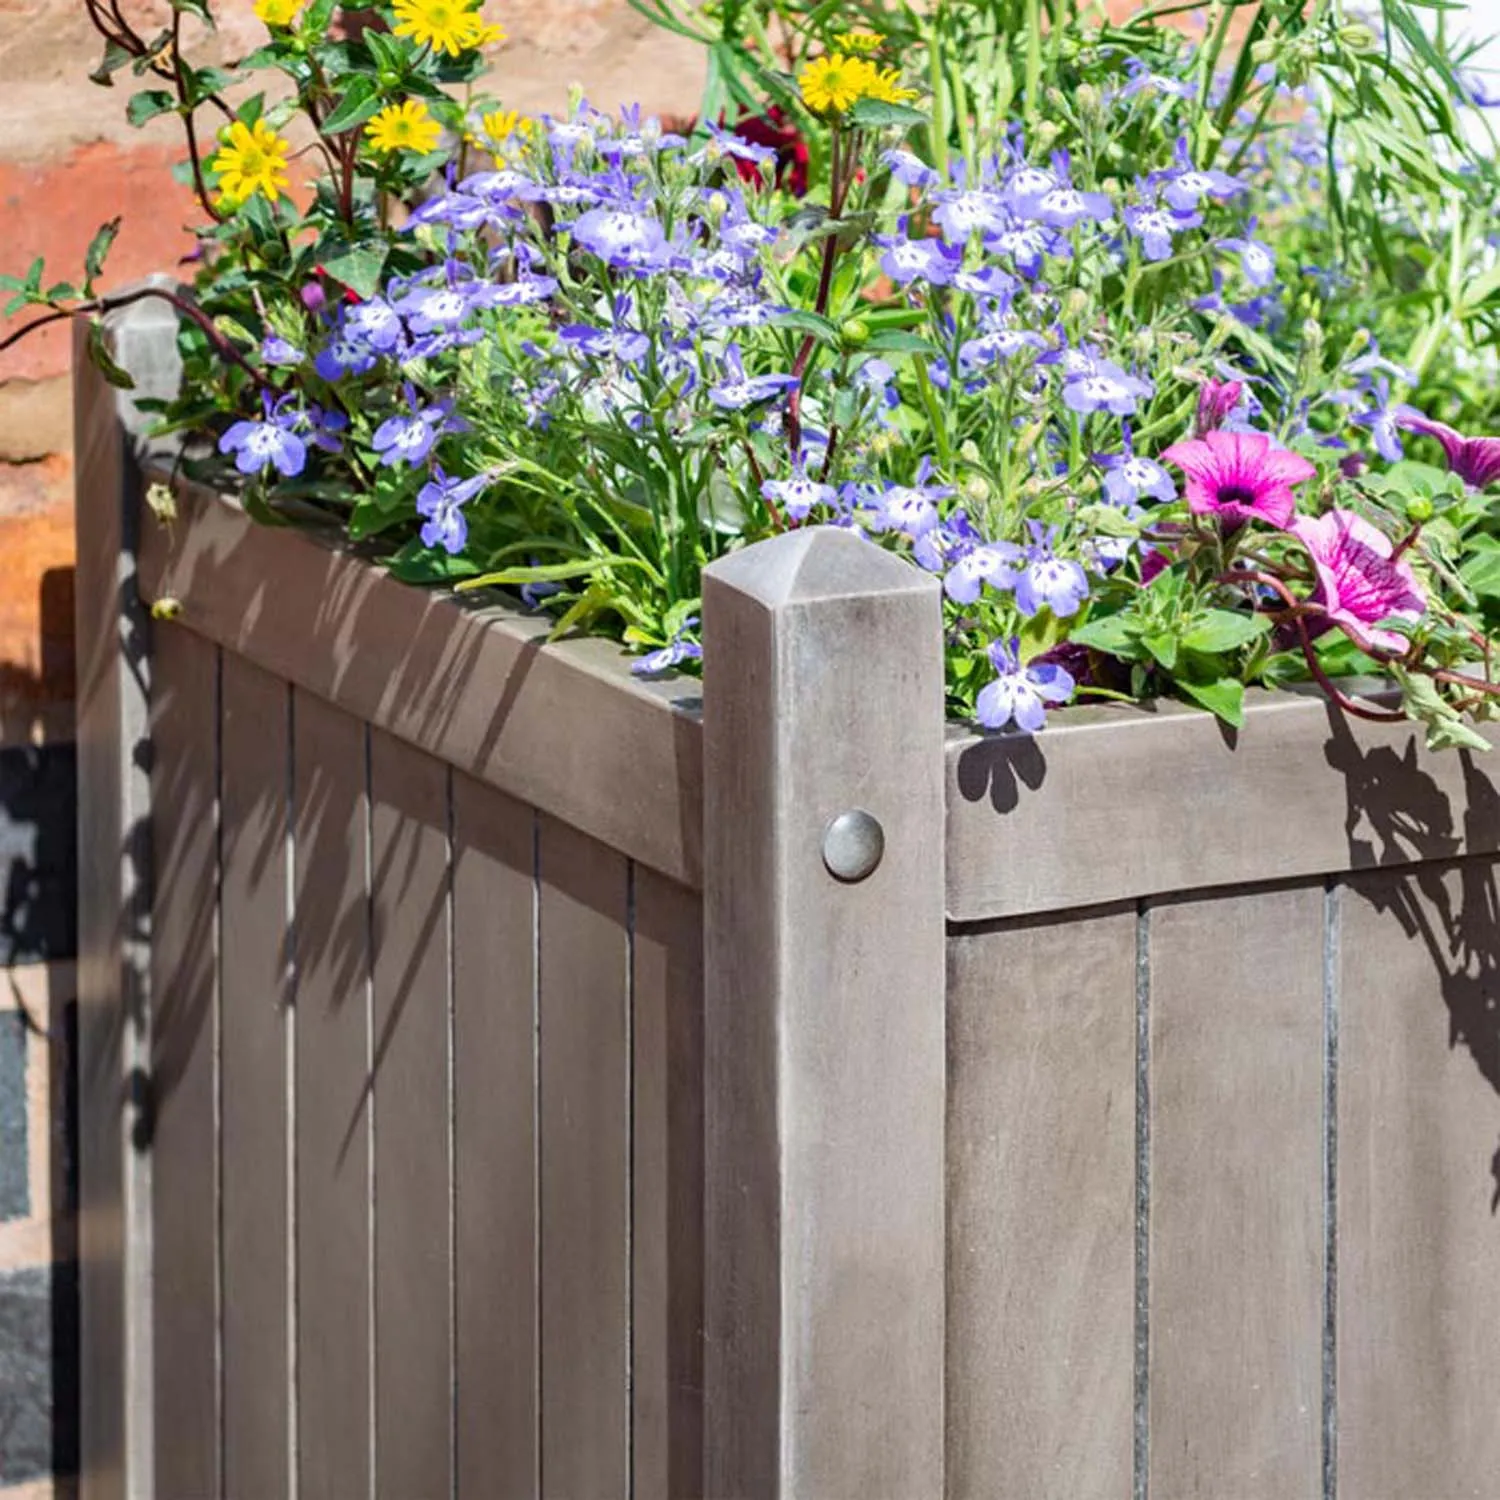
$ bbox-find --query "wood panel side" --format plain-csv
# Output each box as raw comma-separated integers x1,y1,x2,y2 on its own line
369,730,453,1500
1338,861,1500,1498
148,622,220,1499
537,814,630,1500
631,868,704,1500
293,692,372,1500
945,907,1136,1500
219,653,291,1500
451,775,537,1500
1147,884,1324,1498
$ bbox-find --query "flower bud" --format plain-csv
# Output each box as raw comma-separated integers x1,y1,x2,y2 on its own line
1075,83,1100,118
1345,327,1371,358
961,472,991,505
840,315,870,349
1250,36,1278,65
1063,287,1090,321
1301,317,1324,361
1405,495,1434,524
1339,21,1377,52
1033,120,1062,153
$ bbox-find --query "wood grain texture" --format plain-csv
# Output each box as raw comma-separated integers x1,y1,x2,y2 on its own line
1148,885,1324,1499
451,774,537,1500
1338,860,1500,1499
945,907,1136,1500
369,729,453,1500
149,622,220,1500
292,692,371,1500
74,295,182,1500
946,697,1500,923
631,868,704,1500
139,477,703,889
219,653,291,1500
702,528,947,1499
537,814,629,1500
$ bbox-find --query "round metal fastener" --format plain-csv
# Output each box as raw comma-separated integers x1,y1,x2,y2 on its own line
822,809,884,884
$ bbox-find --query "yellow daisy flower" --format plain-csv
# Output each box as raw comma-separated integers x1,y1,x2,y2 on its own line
469,106,533,152
392,0,504,56
211,118,292,205
863,66,918,105
253,0,300,26
798,53,877,115
366,99,443,154
835,28,884,53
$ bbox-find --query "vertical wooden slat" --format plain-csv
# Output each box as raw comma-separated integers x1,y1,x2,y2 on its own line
294,692,371,1500
1148,883,1324,1497
631,867,704,1500
538,813,630,1500
369,729,453,1500
219,653,290,1499
149,622,220,1499
74,295,181,1500
702,528,946,1498
945,907,1136,1500
451,775,537,1500
1339,861,1500,1496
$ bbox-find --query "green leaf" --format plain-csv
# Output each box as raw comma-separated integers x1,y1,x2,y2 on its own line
1069,614,1139,655
454,558,614,592
170,0,214,23
766,309,841,345
1142,631,1178,671
126,89,178,127
1425,717,1493,753
87,320,136,390
1460,540,1500,603
318,243,389,301
861,329,940,355
90,40,135,86
321,77,383,134
1178,676,1245,728
847,98,928,129
1181,609,1270,654
385,538,483,584
84,217,122,293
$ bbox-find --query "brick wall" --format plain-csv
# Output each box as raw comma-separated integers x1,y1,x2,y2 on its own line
0,5,700,1494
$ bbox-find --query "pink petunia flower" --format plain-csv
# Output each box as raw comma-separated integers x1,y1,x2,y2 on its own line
1290,508,1426,656
1194,377,1244,434
1161,428,1317,529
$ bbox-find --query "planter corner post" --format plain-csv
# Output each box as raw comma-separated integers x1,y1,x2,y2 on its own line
74,286,182,1500
702,526,947,1499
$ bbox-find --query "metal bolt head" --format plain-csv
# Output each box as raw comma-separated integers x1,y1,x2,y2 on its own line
822,809,884,883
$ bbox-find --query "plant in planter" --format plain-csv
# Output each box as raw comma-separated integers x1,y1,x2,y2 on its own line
9,0,1500,752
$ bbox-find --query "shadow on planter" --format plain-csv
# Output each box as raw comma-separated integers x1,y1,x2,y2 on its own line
1327,714,1500,1212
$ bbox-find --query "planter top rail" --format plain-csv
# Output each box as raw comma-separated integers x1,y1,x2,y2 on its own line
139,471,1500,919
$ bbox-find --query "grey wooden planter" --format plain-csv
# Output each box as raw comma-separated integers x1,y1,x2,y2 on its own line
76,301,1500,1500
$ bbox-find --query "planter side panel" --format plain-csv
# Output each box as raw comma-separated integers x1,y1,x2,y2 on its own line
1338,860,1500,1497
140,622,706,1499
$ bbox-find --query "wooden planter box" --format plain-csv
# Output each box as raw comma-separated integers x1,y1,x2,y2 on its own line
76,303,1500,1500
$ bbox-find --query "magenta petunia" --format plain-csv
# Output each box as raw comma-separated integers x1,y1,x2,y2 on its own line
1396,411,1500,491
1161,428,1316,529
1290,508,1426,656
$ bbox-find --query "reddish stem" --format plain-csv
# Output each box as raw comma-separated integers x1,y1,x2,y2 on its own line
1296,619,1407,723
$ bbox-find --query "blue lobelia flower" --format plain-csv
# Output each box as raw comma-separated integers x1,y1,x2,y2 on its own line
870,457,955,539
1219,217,1277,287
881,148,940,190
689,122,776,170
1028,150,1113,230
762,458,836,522
1014,521,1089,618
569,204,670,272
1352,377,1422,463
1153,136,1247,212
1098,422,1177,505
976,636,1075,732
632,617,703,678
1123,195,1201,262
944,540,1022,604
314,323,381,381
218,391,308,478
930,165,1010,243
261,333,304,368
707,345,798,410
416,465,494,554
876,216,963,286
1062,353,1153,416
372,385,463,468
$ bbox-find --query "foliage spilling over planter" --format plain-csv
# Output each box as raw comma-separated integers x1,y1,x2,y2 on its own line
8,0,1500,744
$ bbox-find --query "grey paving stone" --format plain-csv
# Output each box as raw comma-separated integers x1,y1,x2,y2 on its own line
0,1263,78,1484
0,1009,25,1221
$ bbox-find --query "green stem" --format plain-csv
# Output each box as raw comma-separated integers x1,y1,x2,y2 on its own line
1024,0,1043,131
